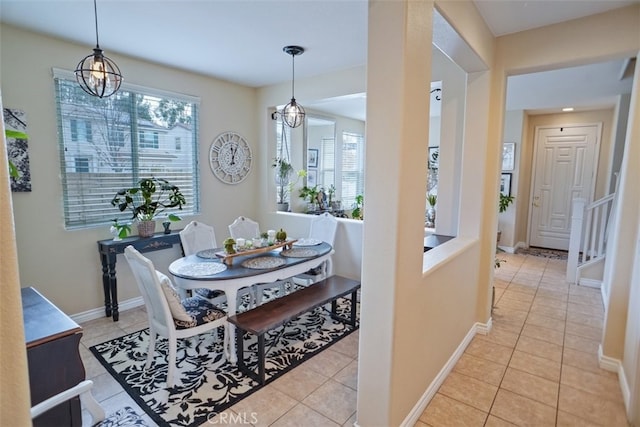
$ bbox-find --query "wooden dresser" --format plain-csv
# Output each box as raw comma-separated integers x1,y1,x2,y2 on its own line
21,287,85,426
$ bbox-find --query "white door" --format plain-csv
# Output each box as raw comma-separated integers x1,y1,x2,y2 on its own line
529,124,600,250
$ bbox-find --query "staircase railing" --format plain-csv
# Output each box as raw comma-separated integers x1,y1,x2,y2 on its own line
566,194,616,283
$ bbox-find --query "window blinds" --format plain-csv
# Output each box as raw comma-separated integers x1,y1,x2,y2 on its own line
53,70,200,229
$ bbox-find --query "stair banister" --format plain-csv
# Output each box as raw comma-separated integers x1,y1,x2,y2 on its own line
567,198,586,283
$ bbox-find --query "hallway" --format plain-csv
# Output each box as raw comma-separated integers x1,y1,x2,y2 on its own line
417,251,628,426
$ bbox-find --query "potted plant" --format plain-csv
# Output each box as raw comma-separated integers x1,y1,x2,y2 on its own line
351,194,364,220
111,177,185,237
272,157,294,211
327,184,342,211
497,193,515,243
299,185,320,212
426,193,437,228
110,219,132,241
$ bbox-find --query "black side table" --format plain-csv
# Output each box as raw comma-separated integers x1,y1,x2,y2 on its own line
97,230,182,321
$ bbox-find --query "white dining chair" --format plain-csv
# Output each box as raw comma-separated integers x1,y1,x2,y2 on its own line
124,245,228,387
292,212,338,288
179,221,228,306
228,216,260,240
228,216,286,306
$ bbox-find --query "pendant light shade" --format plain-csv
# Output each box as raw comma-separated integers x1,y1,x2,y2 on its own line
75,0,122,98
280,45,305,128
282,98,305,129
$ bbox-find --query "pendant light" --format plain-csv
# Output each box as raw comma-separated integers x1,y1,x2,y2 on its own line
75,0,123,98
280,45,305,128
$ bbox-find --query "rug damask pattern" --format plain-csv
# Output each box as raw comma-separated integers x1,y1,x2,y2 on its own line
90,297,358,427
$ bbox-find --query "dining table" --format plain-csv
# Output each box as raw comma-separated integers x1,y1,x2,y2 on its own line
168,239,333,363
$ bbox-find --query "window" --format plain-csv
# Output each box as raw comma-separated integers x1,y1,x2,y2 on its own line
175,137,182,150
74,157,90,173
54,69,200,229
341,132,364,209
70,119,92,142
138,130,160,149
320,137,335,189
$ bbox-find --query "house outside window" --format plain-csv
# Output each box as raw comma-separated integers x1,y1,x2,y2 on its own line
74,157,90,173
54,69,200,229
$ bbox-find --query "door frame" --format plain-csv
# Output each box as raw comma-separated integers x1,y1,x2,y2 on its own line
526,122,602,249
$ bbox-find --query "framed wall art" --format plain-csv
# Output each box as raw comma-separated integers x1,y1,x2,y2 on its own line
500,173,512,196
502,142,515,171
307,169,317,187
307,148,318,168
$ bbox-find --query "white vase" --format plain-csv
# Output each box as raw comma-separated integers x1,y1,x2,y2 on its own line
425,207,436,228
110,226,122,241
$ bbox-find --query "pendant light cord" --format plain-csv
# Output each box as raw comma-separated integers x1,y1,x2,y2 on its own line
93,0,100,48
290,54,295,99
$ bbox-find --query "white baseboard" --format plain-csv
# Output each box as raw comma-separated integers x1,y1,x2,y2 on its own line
497,245,516,254
400,319,492,427
598,345,631,414
578,278,602,289
70,297,145,324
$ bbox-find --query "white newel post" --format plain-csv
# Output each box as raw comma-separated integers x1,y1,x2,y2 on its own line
567,198,586,283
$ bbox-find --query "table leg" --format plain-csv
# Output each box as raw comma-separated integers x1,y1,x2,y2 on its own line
107,259,119,322
224,288,239,363
100,254,112,318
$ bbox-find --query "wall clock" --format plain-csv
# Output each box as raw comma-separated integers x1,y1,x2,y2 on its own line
209,132,252,184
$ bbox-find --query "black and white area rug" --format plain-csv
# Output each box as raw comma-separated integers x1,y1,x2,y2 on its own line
98,406,148,426
90,298,358,427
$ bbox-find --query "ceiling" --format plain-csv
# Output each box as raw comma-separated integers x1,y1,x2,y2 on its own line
0,0,637,120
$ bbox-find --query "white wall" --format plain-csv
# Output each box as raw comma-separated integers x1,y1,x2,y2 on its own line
499,110,524,249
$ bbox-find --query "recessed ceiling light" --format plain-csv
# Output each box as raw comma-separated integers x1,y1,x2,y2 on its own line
562,107,574,112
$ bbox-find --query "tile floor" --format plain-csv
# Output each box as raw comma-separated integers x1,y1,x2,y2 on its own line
79,302,359,426
79,252,629,426
416,252,629,427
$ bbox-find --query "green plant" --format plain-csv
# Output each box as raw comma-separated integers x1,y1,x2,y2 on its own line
111,218,132,239
352,194,364,220
499,193,514,213
299,185,319,204
327,184,336,205
111,177,185,221
272,157,294,203
427,193,437,207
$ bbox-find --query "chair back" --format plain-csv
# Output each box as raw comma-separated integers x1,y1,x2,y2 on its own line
124,246,173,331
309,212,338,245
228,216,260,239
180,221,217,256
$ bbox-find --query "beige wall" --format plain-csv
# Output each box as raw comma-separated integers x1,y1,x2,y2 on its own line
494,4,639,417
0,93,32,427
2,2,639,425
358,1,496,425
0,24,259,315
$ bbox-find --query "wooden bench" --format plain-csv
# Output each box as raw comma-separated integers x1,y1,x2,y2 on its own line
228,275,360,384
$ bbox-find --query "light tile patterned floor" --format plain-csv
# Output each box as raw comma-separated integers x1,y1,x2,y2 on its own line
79,304,359,426
79,252,629,426
416,252,629,427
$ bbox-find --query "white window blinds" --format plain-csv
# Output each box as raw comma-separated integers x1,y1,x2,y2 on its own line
53,70,200,229
341,131,364,209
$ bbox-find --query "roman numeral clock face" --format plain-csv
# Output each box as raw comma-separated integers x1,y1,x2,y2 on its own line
209,132,252,184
